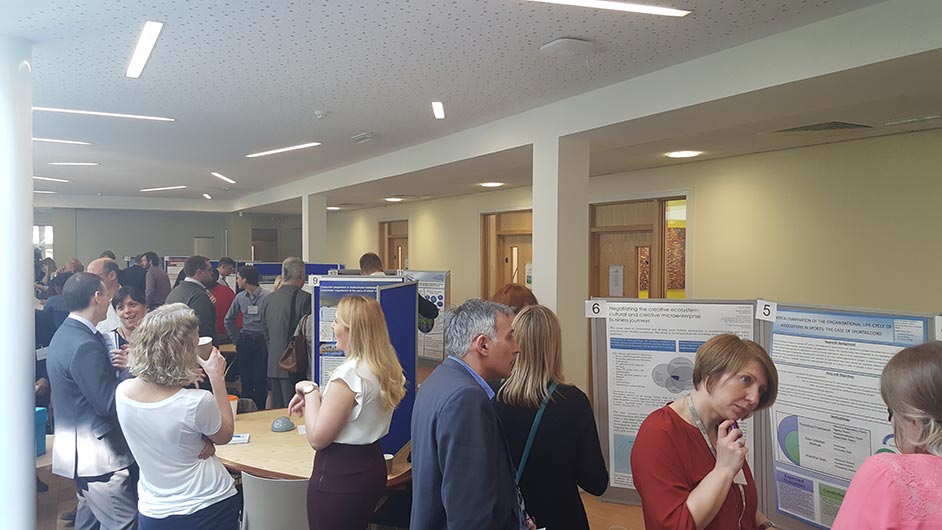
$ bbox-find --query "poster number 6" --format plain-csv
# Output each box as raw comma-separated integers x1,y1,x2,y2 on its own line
586,300,608,318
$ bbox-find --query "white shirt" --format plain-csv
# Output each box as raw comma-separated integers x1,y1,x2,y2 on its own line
115,385,236,518
323,358,393,445
96,304,121,346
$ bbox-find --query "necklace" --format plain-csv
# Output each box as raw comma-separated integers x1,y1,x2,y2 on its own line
684,394,746,530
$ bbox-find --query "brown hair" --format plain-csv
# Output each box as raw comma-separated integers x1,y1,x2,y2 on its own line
881,342,942,456
490,283,538,314
693,333,778,411
497,305,565,408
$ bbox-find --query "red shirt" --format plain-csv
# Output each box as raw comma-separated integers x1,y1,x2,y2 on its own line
210,284,237,339
630,405,758,530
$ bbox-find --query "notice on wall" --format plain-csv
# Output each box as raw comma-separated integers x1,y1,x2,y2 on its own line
768,308,926,528
403,271,448,361
606,302,755,489
609,265,624,297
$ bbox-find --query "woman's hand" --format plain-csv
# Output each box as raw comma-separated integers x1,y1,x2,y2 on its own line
288,393,305,416
111,348,129,370
198,437,216,459
714,420,747,477
196,348,226,382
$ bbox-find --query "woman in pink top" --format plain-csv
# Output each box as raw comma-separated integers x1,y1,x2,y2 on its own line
832,341,942,529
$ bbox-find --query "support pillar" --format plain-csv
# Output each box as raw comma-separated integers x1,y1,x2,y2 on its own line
0,34,36,530
301,194,327,262
531,135,591,390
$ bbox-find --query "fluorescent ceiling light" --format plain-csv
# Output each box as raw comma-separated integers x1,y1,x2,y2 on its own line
202,193,213,200
33,106,175,122
384,197,404,203
126,21,164,79
33,176,70,183
666,150,702,158
326,206,341,211
33,190,57,194
527,0,690,17
883,113,941,126
49,162,99,166
140,185,187,192
33,137,92,145
245,142,322,158
432,101,446,120
210,172,237,184
480,182,504,188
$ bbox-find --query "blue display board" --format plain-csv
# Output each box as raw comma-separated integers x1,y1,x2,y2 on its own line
309,275,416,455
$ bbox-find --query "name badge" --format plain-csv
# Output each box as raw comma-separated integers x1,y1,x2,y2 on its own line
247,305,259,315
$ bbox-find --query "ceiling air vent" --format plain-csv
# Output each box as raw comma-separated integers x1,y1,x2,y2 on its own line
774,121,872,133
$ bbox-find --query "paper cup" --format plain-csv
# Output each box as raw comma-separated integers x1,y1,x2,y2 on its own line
197,336,214,360
384,453,394,475
228,395,239,417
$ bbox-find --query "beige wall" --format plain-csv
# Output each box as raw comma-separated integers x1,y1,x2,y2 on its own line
325,129,942,391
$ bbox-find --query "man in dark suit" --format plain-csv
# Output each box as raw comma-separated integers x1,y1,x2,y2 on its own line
259,256,311,408
164,255,216,342
411,299,534,530
118,254,147,294
47,272,138,530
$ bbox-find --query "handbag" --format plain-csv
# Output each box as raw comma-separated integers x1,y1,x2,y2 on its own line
278,290,309,375
515,382,558,483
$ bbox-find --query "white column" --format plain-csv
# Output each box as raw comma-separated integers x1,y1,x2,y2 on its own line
0,35,35,530
301,194,327,262
532,134,591,390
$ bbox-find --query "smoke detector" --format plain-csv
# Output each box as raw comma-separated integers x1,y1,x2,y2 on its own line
540,37,595,56
313,110,329,119
351,132,376,144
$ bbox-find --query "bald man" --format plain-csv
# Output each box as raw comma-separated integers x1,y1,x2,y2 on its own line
86,258,122,337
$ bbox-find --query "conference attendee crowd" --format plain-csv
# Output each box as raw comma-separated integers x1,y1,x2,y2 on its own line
32,249,942,529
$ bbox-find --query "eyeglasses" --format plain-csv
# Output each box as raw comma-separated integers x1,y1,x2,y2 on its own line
887,408,893,422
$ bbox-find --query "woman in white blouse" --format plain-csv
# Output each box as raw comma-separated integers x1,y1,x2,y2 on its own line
116,303,237,530
289,295,407,530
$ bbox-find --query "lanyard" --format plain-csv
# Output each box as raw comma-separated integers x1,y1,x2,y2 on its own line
684,394,746,530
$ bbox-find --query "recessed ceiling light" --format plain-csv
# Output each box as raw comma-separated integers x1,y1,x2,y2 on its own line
140,185,187,192
665,150,702,158
202,193,213,200
326,206,341,211
883,113,941,126
33,176,70,183
32,106,175,122
32,137,92,145
384,197,404,203
245,141,322,158
33,190,57,194
48,162,99,166
210,172,237,184
527,0,690,17
480,182,505,188
126,21,164,79
432,102,446,120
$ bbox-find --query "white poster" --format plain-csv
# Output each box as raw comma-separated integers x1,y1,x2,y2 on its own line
403,271,448,361
768,309,926,528
606,302,755,489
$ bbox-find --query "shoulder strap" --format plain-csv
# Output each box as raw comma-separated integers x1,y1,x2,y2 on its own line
516,382,558,483
288,287,299,330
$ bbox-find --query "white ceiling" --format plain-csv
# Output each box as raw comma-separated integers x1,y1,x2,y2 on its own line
5,0,885,202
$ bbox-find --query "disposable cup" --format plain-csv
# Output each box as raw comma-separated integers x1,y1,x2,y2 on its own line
384,453,394,475
228,395,239,417
197,337,214,360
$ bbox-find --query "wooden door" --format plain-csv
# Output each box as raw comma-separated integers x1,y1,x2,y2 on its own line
481,210,533,297
379,220,409,270
389,237,409,270
596,231,654,298
498,234,533,287
251,229,278,262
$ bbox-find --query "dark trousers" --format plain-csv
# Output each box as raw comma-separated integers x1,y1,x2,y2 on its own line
237,334,268,410
307,442,386,530
75,465,139,530
138,494,239,530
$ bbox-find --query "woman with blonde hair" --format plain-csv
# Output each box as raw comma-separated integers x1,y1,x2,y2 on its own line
289,295,407,530
631,333,780,530
493,305,608,530
115,303,237,530
832,341,942,529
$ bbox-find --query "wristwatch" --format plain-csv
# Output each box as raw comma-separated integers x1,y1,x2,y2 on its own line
757,521,778,530
301,383,318,395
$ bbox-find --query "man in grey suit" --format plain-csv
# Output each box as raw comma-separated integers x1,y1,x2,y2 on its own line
259,256,311,408
411,299,535,530
164,255,216,342
47,272,138,530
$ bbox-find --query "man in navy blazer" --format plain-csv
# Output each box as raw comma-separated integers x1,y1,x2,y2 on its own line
411,299,534,530
47,272,138,530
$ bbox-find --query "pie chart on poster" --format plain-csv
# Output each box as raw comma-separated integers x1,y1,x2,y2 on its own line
777,415,800,465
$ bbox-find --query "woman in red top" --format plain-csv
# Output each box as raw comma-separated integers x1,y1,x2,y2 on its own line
631,334,781,530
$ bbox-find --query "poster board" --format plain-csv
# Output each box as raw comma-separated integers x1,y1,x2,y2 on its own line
761,304,933,530
590,298,761,505
309,275,416,455
397,270,449,361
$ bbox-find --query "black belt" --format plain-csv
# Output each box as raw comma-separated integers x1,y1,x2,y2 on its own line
239,331,265,339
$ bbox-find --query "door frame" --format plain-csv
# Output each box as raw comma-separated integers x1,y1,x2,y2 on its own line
480,208,533,298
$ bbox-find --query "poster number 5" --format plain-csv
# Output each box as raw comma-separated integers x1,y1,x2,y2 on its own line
586,300,608,318
755,299,777,322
